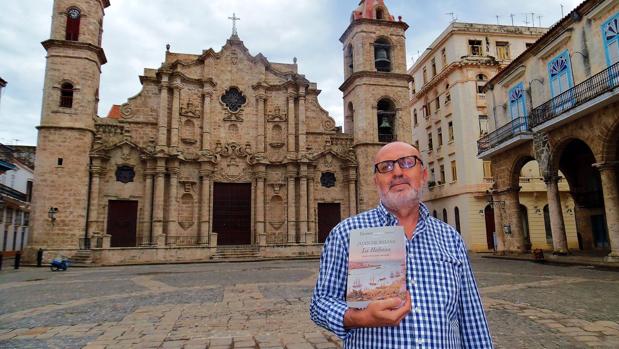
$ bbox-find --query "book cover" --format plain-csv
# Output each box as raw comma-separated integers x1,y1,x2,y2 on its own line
346,226,407,309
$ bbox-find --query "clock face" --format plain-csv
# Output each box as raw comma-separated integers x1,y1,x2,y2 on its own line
68,8,80,19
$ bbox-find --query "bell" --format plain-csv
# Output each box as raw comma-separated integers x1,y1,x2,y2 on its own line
375,47,391,71
379,117,392,129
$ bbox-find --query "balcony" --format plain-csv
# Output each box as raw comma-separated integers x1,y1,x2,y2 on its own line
477,116,532,158
530,62,619,130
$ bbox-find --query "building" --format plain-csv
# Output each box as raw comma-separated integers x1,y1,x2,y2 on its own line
478,0,619,260
0,144,33,252
409,22,546,251
27,0,412,264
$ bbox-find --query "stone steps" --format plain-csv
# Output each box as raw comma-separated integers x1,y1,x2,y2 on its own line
212,246,260,260
70,250,93,265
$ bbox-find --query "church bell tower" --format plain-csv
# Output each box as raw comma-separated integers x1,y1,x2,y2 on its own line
29,0,109,253
340,0,412,211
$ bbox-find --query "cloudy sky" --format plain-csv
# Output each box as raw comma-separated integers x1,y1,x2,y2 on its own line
0,0,580,146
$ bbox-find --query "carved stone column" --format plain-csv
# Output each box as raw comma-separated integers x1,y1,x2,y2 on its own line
307,166,316,243
256,92,266,153
287,88,296,153
170,81,181,153
166,159,180,242
152,157,166,246
287,164,297,243
201,89,212,150
298,163,308,244
142,166,155,245
157,75,169,149
199,163,213,245
346,165,357,217
544,174,568,254
254,164,267,246
298,86,306,153
593,162,619,260
504,187,526,253
87,158,103,236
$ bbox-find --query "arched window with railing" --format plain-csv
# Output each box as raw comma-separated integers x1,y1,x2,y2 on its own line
60,82,74,108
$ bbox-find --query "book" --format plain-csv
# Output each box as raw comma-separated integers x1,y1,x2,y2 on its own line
346,226,407,309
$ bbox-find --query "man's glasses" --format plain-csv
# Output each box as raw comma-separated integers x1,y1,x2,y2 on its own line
374,155,423,174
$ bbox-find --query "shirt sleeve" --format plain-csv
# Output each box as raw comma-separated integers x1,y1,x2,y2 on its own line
309,226,351,339
458,245,494,348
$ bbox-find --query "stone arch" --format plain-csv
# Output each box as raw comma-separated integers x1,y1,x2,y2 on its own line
509,155,536,189
377,97,396,142
374,36,393,72
600,116,619,162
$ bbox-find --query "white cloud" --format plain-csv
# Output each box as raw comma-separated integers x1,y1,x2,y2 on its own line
0,0,584,145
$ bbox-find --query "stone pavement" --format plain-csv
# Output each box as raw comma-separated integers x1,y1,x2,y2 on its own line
0,255,618,348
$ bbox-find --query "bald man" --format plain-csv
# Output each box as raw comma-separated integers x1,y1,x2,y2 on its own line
310,142,493,348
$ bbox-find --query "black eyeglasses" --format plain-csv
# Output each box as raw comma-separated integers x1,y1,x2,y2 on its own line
374,155,423,174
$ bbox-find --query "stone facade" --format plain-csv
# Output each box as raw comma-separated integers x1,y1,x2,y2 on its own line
27,0,413,264
409,22,546,251
480,0,619,259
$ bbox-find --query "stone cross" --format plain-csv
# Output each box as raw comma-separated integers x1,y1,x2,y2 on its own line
228,13,240,36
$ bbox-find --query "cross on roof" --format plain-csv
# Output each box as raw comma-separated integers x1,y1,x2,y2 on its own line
228,13,240,36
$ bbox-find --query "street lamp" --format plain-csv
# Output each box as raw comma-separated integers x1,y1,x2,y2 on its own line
48,207,58,223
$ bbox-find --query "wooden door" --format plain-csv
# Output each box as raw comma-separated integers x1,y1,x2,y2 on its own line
484,205,495,250
212,183,252,245
107,200,138,247
317,203,341,243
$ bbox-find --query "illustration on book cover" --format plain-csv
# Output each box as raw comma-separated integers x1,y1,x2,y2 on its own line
346,226,407,308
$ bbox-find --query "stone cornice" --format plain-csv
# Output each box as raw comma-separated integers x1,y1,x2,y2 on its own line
340,19,409,43
41,39,107,65
339,71,412,92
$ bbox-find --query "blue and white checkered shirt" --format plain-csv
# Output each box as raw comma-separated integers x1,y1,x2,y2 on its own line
310,202,493,348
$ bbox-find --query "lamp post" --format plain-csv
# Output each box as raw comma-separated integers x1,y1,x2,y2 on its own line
47,207,58,224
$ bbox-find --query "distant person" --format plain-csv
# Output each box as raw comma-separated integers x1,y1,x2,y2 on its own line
310,141,493,348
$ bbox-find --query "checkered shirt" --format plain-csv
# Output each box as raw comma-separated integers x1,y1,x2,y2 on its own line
310,202,493,348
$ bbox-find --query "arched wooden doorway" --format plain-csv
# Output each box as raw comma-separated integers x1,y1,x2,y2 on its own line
484,204,495,250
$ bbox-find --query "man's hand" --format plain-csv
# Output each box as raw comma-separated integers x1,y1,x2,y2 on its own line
343,292,411,328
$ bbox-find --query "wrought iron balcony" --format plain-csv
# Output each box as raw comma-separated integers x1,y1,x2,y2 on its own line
477,116,530,156
530,62,619,128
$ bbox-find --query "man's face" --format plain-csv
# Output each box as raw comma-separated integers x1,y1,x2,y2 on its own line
373,142,427,211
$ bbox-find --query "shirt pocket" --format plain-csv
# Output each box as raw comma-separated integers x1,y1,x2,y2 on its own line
430,255,461,316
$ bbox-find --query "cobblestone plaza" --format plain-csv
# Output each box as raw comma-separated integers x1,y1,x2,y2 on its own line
1,256,619,348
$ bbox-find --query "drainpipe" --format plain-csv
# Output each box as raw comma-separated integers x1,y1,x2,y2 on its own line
84,157,92,250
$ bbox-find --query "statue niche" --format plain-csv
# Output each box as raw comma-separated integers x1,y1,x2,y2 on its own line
181,119,197,144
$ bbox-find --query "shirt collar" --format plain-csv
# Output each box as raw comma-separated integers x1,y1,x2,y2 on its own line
377,201,430,226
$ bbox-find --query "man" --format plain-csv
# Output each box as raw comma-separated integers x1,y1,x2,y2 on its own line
310,142,493,348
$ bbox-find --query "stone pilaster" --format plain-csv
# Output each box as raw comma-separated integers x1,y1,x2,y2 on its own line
298,86,306,153
254,164,267,246
298,163,308,244
201,88,212,150
492,192,506,253
544,174,568,254
287,164,297,243
152,157,166,246
593,162,619,261
307,167,316,244
157,75,169,149
170,81,181,153
256,92,266,153
199,163,213,245
346,166,357,217
166,159,180,241
287,89,296,153
142,166,155,245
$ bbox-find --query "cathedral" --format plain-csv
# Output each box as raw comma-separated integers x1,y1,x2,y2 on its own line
27,0,412,264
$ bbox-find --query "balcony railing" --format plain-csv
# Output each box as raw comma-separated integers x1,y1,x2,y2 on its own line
477,116,530,155
530,61,619,128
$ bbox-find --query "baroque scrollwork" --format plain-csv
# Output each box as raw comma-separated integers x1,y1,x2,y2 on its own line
213,141,256,165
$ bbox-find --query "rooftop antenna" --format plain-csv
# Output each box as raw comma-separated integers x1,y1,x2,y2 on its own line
537,15,543,27
446,12,457,23
510,14,515,26
530,12,535,27
495,15,501,25
560,4,564,17
523,14,530,26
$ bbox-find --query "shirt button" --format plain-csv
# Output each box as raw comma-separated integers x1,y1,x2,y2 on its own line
416,338,424,345
411,278,416,286
414,307,421,313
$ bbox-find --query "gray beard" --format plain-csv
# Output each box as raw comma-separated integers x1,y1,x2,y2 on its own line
379,185,423,214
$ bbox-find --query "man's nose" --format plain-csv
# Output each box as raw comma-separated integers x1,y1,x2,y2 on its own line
392,161,404,175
